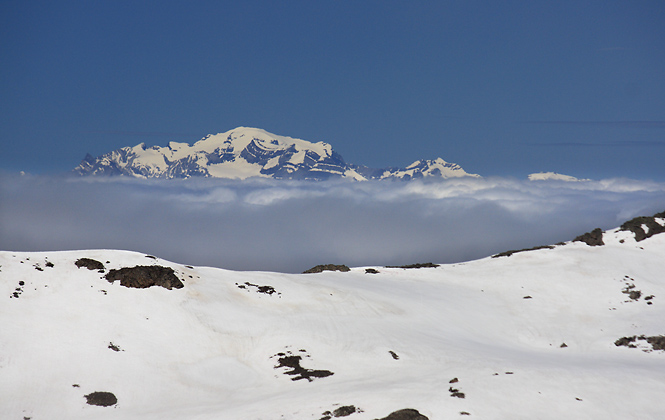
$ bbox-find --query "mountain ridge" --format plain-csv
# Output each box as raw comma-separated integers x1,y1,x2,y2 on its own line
74,127,481,181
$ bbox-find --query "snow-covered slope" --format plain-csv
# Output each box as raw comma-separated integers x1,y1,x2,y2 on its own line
2,213,665,419
74,127,479,181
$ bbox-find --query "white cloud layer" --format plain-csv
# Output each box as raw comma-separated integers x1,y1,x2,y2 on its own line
2,174,664,272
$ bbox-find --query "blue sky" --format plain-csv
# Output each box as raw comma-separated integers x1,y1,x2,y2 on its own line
1,0,664,179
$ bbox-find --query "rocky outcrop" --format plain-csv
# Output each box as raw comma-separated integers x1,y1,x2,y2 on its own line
574,227,605,246
105,265,183,290
620,211,665,241
375,409,429,420
303,264,351,274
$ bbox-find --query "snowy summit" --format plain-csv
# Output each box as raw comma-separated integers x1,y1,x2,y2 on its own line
74,127,480,181
528,172,590,182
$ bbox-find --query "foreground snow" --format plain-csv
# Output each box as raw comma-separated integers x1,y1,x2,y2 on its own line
1,226,665,419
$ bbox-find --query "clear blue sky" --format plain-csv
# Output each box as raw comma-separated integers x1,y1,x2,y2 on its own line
1,0,664,179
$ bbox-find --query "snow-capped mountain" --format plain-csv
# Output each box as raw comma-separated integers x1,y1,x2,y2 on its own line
528,172,590,182
2,212,665,419
73,127,480,181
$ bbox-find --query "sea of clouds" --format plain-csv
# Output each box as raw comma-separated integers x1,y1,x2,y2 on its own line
2,173,664,272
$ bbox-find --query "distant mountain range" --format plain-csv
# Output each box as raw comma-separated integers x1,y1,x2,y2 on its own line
74,127,480,181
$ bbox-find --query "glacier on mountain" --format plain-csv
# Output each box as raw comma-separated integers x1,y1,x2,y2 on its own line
74,127,480,181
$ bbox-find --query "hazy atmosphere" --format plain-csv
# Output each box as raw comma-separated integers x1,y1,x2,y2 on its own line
1,1,664,271
3,174,664,272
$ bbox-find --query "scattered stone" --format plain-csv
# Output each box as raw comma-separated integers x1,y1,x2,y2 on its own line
374,409,429,420
622,284,642,301
460,412,471,416
389,350,400,360
560,343,568,348
45,261,54,268
105,266,183,290
72,384,80,387
573,228,605,246
449,387,465,398
84,391,117,407
575,397,583,401
365,268,379,274
75,258,105,271
303,264,351,274
523,295,532,299
386,262,439,269
108,342,123,352
145,255,157,259
19,281,24,286
449,377,459,383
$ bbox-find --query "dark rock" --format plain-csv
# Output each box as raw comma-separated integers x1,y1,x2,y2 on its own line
646,336,665,351
389,350,400,360
273,353,334,382
615,335,665,351
84,391,117,407
492,245,555,258
333,406,357,417
237,281,279,295
375,408,429,420
449,387,465,398
386,262,439,269
75,258,105,271
573,228,605,246
105,266,183,290
303,264,351,274
365,268,379,274
620,211,665,242
108,342,122,352
45,261,54,268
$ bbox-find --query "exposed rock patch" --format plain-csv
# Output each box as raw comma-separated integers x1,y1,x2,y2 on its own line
620,211,665,241
105,266,183,290
320,405,359,419
303,264,351,274
492,245,555,258
365,268,379,274
75,258,105,271
84,391,117,407
235,282,280,295
386,262,439,269
271,350,334,382
615,335,665,352
375,409,429,420
573,227,605,246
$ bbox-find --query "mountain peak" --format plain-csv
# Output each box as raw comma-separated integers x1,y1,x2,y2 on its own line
74,127,479,181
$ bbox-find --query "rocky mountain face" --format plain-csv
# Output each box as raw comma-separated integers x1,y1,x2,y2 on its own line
73,127,480,181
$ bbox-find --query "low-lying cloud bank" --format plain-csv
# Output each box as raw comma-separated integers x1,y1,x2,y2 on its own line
2,174,664,272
